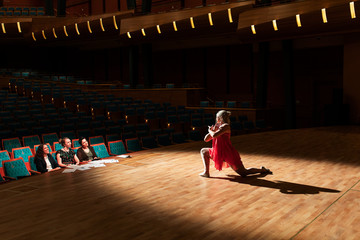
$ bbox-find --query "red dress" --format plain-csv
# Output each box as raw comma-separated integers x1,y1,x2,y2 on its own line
208,131,243,171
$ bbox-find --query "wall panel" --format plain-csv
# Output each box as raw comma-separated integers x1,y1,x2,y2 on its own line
206,46,227,98
183,0,203,8
229,44,253,96
105,0,118,13
185,48,204,88
153,50,183,86
3,0,43,6
91,0,103,15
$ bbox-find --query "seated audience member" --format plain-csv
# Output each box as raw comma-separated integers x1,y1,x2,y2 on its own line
34,144,61,173
76,137,100,162
56,137,80,167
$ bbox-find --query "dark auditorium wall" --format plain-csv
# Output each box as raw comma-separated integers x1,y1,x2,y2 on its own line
183,0,203,8
2,0,43,6
1,36,345,128
265,41,343,128
91,0,103,15
105,0,118,13
66,0,90,16
344,34,360,124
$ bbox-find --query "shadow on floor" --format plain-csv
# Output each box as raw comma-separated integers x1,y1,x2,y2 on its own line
212,175,341,194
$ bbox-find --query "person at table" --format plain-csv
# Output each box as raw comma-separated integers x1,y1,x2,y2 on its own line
56,137,80,167
34,144,61,173
76,137,100,162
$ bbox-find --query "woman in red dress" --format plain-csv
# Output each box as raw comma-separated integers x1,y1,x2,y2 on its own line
199,110,272,178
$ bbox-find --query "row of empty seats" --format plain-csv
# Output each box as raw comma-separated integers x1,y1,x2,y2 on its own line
200,100,252,108
0,7,45,16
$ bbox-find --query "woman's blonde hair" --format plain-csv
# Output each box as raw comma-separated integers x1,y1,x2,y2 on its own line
59,137,70,147
216,110,231,124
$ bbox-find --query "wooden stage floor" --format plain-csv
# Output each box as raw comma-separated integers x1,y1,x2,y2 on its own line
1,126,360,240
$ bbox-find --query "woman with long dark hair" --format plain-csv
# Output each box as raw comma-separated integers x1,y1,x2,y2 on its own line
34,144,61,173
76,137,99,162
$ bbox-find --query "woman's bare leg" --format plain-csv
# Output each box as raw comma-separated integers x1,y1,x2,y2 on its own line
233,162,271,177
199,148,211,177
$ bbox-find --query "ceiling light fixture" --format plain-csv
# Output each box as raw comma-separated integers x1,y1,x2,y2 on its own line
1,23,6,34
157,25,161,34
42,30,46,39
17,22,22,33
322,8,328,23
251,25,256,34
350,2,356,19
87,21,92,33
296,14,302,27
32,32,36,41
100,18,105,31
52,28,57,38
173,21,178,31
190,17,195,28
63,26,68,37
228,8,233,23
208,13,214,26
113,16,119,29
272,19,278,31
75,23,80,35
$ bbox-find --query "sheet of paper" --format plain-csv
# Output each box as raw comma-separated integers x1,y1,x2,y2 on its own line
77,166,92,171
62,168,76,173
93,163,106,168
102,159,119,163
117,155,131,158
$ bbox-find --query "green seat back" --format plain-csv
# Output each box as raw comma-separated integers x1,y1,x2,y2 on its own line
4,158,30,180
92,144,110,158
108,141,127,155
126,138,142,152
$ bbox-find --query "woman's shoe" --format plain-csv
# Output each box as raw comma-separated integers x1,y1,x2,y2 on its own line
262,166,273,175
199,172,210,178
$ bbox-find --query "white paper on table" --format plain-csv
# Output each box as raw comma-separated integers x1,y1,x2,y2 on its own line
77,166,92,171
117,155,131,158
102,159,119,163
62,168,76,173
93,163,106,168
87,161,106,167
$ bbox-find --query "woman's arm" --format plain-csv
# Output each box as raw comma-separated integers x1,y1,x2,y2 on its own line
48,154,61,171
209,124,230,138
204,133,212,142
56,152,68,168
74,154,80,165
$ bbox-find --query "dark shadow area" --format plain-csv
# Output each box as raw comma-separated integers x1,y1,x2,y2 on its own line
212,175,341,195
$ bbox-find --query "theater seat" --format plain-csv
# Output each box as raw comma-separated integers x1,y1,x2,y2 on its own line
2,138,22,155
126,138,142,152
12,147,34,170
3,158,30,180
89,136,105,145
92,143,110,158
141,136,158,149
108,140,127,155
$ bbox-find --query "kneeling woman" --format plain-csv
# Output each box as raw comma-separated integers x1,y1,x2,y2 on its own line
200,110,271,178
34,144,61,173
76,137,100,162
56,137,80,167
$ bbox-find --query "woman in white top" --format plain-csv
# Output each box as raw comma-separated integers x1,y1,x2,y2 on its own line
34,144,61,173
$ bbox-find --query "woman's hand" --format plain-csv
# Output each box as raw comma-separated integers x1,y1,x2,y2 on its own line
50,167,61,172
